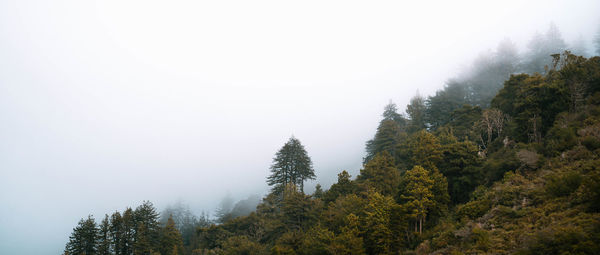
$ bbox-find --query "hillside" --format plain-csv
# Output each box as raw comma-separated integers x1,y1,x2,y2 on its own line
63,51,600,255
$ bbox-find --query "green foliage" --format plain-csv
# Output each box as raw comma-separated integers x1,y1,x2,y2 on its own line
65,215,99,255
322,194,367,233
397,130,443,171
361,191,398,255
221,236,265,255
160,215,184,255
97,215,110,255
357,152,400,196
457,200,491,220
545,171,583,198
426,82,469,131
268,137,315,195
322,171,357,204
445,105,482,142
399,165,435,234
406,93,428,133
439,138,482,204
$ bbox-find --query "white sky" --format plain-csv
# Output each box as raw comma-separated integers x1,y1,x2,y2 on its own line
1,0,599,254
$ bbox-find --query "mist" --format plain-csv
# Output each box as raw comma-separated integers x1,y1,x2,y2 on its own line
1,0,599,254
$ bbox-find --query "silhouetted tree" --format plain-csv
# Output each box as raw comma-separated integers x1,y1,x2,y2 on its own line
267,136,315,195
65,215,99,255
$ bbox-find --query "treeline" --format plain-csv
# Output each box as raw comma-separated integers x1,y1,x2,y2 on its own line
64,201,210,255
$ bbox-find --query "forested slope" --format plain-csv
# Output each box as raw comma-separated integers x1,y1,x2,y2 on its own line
63,25,600,255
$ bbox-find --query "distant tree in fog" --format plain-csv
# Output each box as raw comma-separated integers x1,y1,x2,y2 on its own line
522,23,567,74
595,25,600,55
570,35,588,57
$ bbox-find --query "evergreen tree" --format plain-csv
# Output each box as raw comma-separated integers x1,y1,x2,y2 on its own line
357,151,401,197
313,184,324,199
65,215,99,255
109,211,124,255
364,119,402,164
595,25,600,56
439,138,482,204
362,191,397,254
121,208,135,255
570,35,588,57
399,166,434,234
406,93,428,132
426,81,469,130
215,193,234,223
397,130,443,171
331,214,365,255
323,170,357,203
160,216,183,255
282,184,318,230
267,136,315,195
134,201,161,252
523,23,567,74
97,215,111,255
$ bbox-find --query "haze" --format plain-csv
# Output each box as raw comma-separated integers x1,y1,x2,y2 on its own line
1,0,599,254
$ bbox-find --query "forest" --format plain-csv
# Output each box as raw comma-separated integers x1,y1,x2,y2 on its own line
63,24,600,255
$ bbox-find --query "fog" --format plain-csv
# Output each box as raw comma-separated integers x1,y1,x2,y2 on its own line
1,0,598,254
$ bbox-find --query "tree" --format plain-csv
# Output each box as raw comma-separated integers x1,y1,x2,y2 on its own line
426,81,469,130
399,166,434,234
97,215,111,255
160,216,183,255
121,208,135,255
595,25,600,56
382,101,407,126
362,191,397,254
406,93,428,132
364,119,402,164
364,102,407,163
438,138,482,204
357,151,401,197
110,211,124,255
282,184,318,230
65,215,99,255
397,130,443,171
134,201,161,252
331,214,365,255
215,193,235,223
323,170,357,203
445,104,482,142
267,136,315,194
476,108,508,150
570,35,588,57
523,23,567,74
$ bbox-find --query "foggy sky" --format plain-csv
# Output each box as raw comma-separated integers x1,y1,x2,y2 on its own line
1,1,599,254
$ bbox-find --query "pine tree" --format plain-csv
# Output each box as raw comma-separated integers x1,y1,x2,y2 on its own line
595,25,600,56
65,215,99,255
357,151,401,196
121,208,135,255
397,130,443,171
267,136,315,195
364,119,402,164
406,93,428,133
331,214,365,255
97,215,111,255
400,166,434,234
134,201,161,253
160,216,183,255
110,211,124,255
